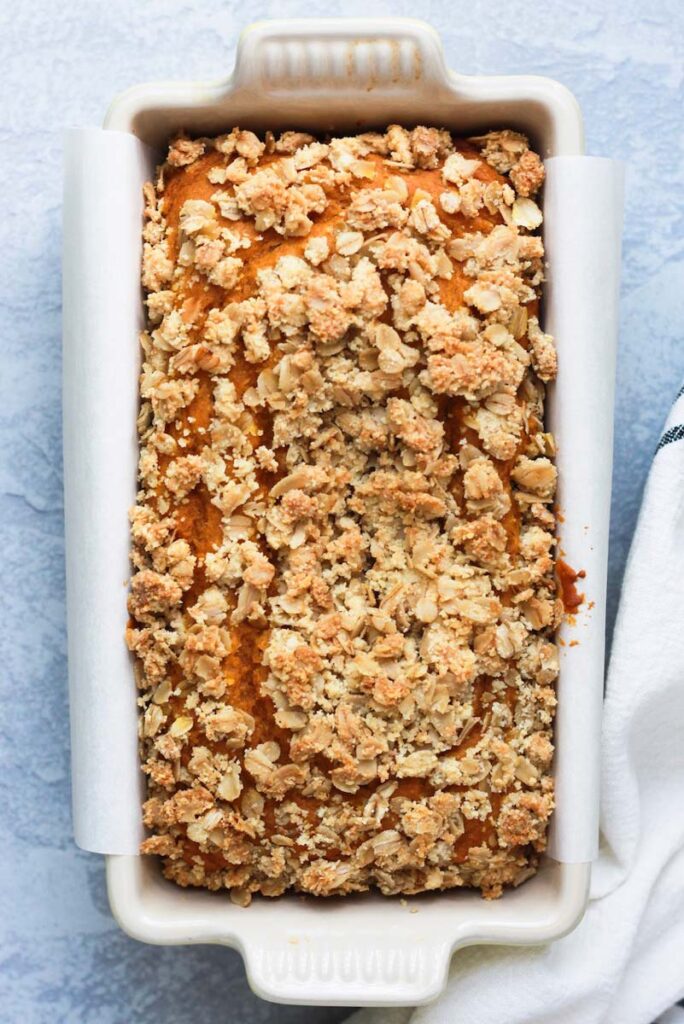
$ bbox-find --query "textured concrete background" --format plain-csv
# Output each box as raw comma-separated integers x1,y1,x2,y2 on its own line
1,0,683,1021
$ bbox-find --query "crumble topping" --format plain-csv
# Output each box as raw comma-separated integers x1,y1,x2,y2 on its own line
130,126,559,904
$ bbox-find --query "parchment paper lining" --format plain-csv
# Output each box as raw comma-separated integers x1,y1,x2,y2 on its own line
63,129,623,860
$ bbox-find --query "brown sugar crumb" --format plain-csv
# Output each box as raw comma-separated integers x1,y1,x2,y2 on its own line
130,125,559,904
557,560,585,612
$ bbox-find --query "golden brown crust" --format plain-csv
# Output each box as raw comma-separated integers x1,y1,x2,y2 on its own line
130,126,559,904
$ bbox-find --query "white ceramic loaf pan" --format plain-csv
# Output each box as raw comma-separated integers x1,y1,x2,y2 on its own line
103,18,598,1007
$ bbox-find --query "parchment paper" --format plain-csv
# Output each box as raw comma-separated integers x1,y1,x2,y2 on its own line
63,129,153,854
544,157,624,861
63,129,623,860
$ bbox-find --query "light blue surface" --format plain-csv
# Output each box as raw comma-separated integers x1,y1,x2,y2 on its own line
2,1,683,1021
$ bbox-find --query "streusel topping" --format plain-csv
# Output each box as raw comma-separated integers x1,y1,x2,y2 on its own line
129,126,558,904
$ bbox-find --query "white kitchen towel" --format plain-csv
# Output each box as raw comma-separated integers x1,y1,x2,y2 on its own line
349,386,684,1024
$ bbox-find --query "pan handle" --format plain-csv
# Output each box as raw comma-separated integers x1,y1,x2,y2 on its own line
233,18,451,95
243,933,452,1006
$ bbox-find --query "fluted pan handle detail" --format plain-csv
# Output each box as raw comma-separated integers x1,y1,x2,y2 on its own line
234,18,450,95
245,938,451,1005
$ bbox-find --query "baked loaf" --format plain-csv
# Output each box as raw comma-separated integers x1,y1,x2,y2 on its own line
129,126,560,905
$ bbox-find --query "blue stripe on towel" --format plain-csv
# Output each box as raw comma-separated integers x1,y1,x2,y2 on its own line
657,423,684,452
